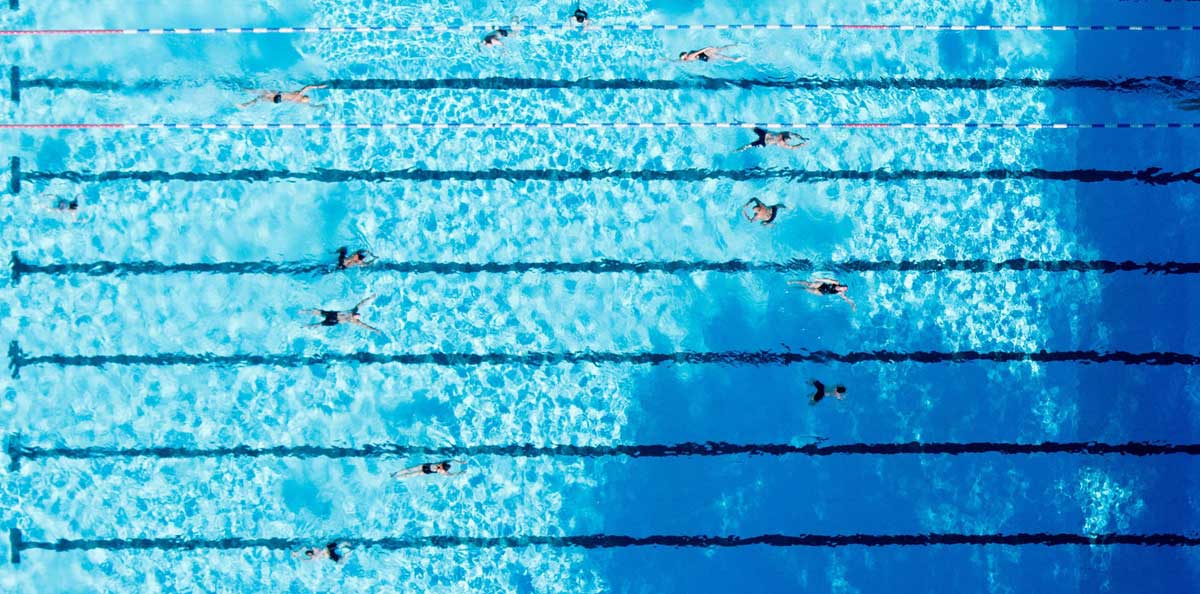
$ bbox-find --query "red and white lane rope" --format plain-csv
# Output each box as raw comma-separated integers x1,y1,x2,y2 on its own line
1,23,1198,36
0,122,1198,131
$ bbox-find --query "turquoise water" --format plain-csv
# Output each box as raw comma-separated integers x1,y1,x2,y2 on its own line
2,0,1199,592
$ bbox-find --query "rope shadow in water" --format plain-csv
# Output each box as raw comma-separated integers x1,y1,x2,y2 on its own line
7,433,1199,470
9,252,1200,282
9,340,1200,379
10,528,1200,563
14,73,1200,95
17,165,1200,189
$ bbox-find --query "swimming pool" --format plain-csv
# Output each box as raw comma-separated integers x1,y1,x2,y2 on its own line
1,0,1199,592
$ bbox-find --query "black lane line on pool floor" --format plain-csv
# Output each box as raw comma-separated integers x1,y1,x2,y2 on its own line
7,435,1200,470
11,163,1200,193
10,529,1200,563
9,341,1200,378
10,71,1200,100
11,252,1200,282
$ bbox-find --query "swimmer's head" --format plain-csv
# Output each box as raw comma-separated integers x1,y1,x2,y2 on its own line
834,385,846,394
441,462,452,472
304,550,315,558
272,94,283,104
499,29,509,37
574,9,588,23
679,52,688,59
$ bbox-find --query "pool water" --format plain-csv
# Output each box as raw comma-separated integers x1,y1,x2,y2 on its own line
1,0,1199,592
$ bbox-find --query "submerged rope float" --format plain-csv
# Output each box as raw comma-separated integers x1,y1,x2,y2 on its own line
9,340,1200,378
10,528,1200,564
7,434,1199,469
9,252,1200,282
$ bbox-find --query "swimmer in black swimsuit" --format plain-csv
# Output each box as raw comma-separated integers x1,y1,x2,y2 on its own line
392,460,464,479
307,294,384,334
52,198,79,212
482,27,510,48
572,7,589,27
737,127,808,151
809,380,846,405
789,277,856,310
742,197,785,226
679,46,742,62
335,247,373,270
241,84,327,108
297,542,348,563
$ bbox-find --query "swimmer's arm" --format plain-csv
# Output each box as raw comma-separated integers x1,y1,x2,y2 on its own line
813,277,838,284
353,294,377,310
353,319,385,335
840,293,856,310
238,97,262,108
298,84,328,92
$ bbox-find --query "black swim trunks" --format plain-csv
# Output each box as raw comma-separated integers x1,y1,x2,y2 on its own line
320,310,340,326
762,205,780,224
750,127,768,146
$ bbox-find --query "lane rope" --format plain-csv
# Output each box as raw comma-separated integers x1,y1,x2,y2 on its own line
3,122,1200,131
10,528,1200,565
2,24,1199,36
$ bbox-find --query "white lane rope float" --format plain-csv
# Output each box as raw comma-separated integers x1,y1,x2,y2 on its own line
1,122,1199,131
1,24,1199,36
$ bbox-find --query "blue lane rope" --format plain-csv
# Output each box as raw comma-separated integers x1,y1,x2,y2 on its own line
2,24,1200,36
8,340,1200,378
6,434,1198,470
8,528,1200,565
12,161,1200,194
9,253,1200,283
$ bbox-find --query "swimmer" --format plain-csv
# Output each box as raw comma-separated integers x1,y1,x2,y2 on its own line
482,28,510,48
335,247,373,270
296,542,348,563
240,84,327,108
678,45,743,63
737,127,807,151
789,277,856,310
572,7,589,28
392,460,463,479
53,198,79,212
741,197,784,226
307,294,384,334
809,380,846,405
